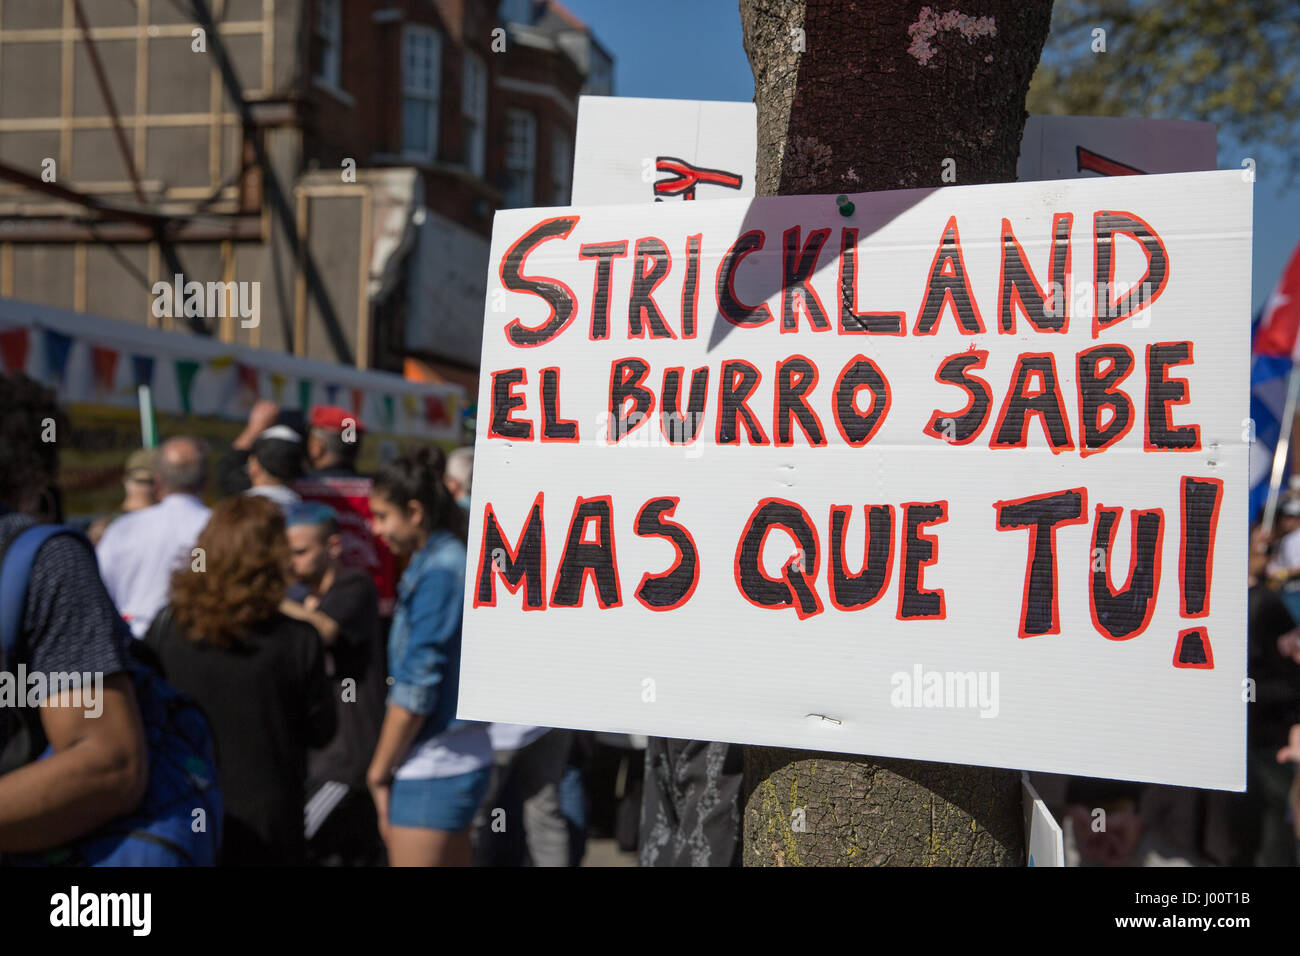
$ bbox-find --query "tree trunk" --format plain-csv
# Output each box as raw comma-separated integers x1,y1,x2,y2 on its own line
738,0,1054,866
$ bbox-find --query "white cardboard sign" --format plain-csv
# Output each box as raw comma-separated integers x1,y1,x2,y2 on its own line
1016,114,1218,182
571,98,1216,204
1022,773,1065,867
460,170,1252,791
571,95,756,205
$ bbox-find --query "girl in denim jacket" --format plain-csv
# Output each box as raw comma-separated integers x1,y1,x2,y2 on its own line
366,447,491,866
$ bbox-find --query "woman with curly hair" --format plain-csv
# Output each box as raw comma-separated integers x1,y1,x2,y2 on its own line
145,493,336,865
366,446,490,866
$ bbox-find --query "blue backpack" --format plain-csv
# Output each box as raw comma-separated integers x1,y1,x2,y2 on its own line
0,522,223,866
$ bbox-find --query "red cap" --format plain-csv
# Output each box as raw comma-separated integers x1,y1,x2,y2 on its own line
310,404,364,433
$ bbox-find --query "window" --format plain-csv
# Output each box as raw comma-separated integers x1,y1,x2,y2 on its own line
551,128,572,205
403,26,443,160
499,0,534,24
462,53,487,177
503,109,536,208
585,48,614,96
314,0,342,88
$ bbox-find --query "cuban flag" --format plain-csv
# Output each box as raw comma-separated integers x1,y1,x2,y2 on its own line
1250,239,1300,521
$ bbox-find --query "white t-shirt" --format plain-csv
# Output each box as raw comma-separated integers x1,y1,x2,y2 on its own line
487,723,549,752
395,721,493,780
1271,527,1300,578
96,493,211,639
245,483,301,511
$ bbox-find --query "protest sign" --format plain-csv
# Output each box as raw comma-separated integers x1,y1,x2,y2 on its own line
460,169,1251,791
571,95,755,205
1022,773,1064,867
571,97,1216,204
1016,114,1218,181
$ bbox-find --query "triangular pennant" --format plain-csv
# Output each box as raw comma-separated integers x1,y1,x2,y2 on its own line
175,359,201,415
90,345,119,393
351,388,363,416
237,363,259,399
325,383,339,405
298,378,313,411
0,327,30,372
1173,627,1214,669
208,354,236,370
43,329,74,384
424,394,449,426
382,394,395,429
402,393,418,417
131,354,155,389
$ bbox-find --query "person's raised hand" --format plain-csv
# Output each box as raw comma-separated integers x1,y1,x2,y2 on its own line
234,399,282,450
248,399,281,434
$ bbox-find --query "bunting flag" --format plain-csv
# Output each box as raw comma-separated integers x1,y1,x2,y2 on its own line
1251,239,1300,358
237,363,260,401
0,327,29,372
131,354,155,389
0,318,468,445
1250,238,1300,521
43,329,74,384
424,394,449,426
175,359,201,415
1249,309,1287,520
90,345,119,393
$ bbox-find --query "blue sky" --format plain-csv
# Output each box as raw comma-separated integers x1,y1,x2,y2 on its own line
563,0,1299,314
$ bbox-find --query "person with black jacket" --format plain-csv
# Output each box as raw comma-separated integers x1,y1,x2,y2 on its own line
146,494,335,865
281,501,386,865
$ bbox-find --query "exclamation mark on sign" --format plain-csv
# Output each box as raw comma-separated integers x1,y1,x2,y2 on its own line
1173,476,1223,669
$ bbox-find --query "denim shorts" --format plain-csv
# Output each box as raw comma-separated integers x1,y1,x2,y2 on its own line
388,767,492,832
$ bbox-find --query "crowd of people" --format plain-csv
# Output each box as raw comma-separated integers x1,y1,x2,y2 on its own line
0,376,586,867
3,365,1300,867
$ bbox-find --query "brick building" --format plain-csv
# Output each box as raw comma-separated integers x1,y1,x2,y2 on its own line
0,0,612,395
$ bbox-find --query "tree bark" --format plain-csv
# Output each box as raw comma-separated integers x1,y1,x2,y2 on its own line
738,0,1054,866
